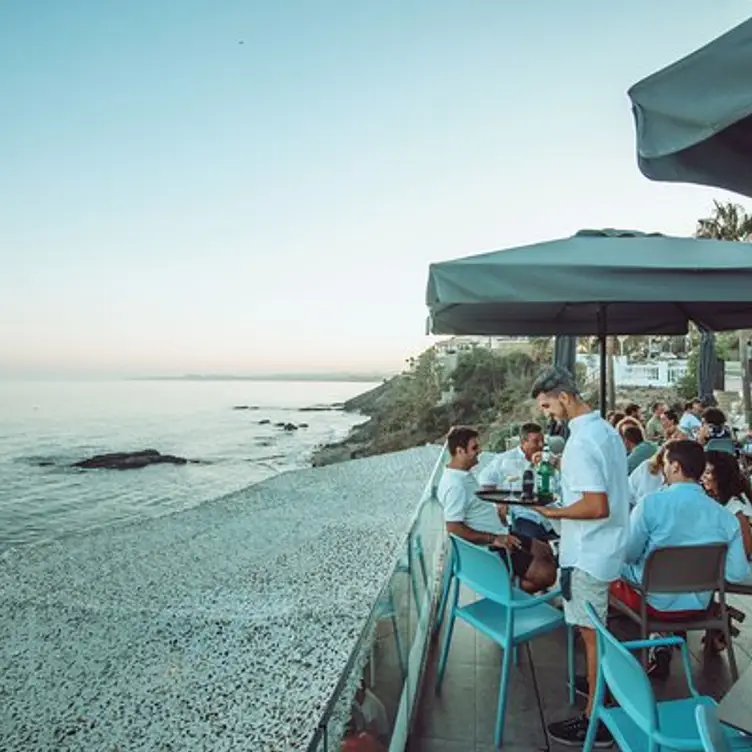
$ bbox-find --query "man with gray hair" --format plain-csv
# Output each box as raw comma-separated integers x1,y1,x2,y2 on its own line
530,366,629,748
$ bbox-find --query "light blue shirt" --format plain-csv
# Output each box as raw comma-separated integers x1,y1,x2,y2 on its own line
624,482,750,611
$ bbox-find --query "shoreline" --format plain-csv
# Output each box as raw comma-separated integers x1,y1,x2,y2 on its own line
0,445,441,751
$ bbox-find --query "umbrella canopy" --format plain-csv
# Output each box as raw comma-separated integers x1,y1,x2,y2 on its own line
628,18,752,197
427,229,752,337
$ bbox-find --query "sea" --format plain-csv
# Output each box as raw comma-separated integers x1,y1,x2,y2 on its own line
0,379,375,554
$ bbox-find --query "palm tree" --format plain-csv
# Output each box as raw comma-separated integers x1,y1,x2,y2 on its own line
695,201,752,424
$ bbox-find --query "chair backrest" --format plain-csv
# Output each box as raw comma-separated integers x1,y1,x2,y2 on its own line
585,603,659,734
695,705,731,752
449,534,513,605
705,438,736,455
642,543,727,594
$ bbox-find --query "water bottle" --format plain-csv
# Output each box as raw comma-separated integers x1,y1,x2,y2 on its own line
522,467,535,499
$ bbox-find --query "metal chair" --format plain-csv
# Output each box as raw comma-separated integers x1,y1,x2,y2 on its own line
609,543,739,681
436,535,574,747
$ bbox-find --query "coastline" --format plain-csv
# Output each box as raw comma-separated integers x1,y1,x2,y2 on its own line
0,445,441,751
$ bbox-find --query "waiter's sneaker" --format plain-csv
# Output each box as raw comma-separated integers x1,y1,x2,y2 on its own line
547,714,613,747
573,675,614,705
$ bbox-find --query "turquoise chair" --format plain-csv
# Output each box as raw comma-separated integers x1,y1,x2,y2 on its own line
434,542,455,635
436,535,574,747
695,705,731,752
583,602,745,751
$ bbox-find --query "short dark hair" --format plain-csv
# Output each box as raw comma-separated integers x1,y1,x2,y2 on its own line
520,422,543,441
663,409,679,424
685,398,701,410
609,411,626,427
531,366,580,399
664,439,706,481
702,407,726,428
650,401,663,412
621,424,645,446
625,402,641,417
446,426,479,456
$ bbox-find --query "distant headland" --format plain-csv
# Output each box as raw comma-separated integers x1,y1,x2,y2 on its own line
131,373,393,383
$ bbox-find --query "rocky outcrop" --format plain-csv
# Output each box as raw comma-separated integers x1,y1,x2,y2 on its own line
73,450,190,470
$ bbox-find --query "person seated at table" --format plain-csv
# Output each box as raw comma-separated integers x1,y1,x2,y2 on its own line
607,410,626,428
437,426,557,593
478,422,556,541
628,441,671,508
697,407,735,452
612,440,750,677
679,398,703,438
624,402,643,425
703,451,752,559
660,408,688,441
618,421,658,475
645,401,667,442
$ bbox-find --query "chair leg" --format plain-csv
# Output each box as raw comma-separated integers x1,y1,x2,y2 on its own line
582,704,600,752
567,625,576,706
391,611,406,679
436,582,460,691
434,562,454,635
494,640,514,747
435,609,456,691
724,615,740,682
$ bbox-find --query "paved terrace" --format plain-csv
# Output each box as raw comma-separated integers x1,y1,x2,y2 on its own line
411,585,751,751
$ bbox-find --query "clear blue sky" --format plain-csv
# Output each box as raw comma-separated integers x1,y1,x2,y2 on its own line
2,1,750,377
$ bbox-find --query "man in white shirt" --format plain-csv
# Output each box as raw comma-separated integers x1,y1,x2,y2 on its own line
478,422,555,540
530,367,629,748
679,398,703,438
436,426,556,594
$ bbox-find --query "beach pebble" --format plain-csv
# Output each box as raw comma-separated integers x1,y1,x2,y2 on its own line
0,445,441,751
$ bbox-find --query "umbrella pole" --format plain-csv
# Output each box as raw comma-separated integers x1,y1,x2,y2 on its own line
598,304,607,417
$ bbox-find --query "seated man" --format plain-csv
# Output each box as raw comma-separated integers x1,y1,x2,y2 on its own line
679,398,703,438
619,422,658,475
478,422,556,541
660,408,688,441
697,406,735,453
437,426,557,593
612,439,749,676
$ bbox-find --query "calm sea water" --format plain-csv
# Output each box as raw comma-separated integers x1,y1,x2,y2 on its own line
0,379,374,552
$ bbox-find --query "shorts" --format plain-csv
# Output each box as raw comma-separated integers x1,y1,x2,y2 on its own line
494,533,534,579
561,567,609,628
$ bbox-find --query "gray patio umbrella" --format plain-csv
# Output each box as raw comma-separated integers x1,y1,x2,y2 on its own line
553,336,577,377
426,229,752,414
698,329,719,407
628,17,752,198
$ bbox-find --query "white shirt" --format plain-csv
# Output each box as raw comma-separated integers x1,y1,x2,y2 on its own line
628,458,665,508
726,495,752,520
559,411,630,582
478,447,552,530
437,467,507,535
679,412,702,437
625,483,750,611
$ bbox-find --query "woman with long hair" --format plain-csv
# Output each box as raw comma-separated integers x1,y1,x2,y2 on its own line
703,450,752,558
627,439,676,508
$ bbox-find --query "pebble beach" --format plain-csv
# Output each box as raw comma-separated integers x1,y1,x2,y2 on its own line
0,444,441,751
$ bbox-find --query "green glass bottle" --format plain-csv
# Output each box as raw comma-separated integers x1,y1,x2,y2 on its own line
536,449,554,501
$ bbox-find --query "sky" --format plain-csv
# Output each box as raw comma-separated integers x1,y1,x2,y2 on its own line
2,1,751,377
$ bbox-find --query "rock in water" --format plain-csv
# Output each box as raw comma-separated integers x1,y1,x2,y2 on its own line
73,450,189,470
282,423,298,431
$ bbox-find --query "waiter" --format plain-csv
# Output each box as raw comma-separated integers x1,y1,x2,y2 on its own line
530,366,629,748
